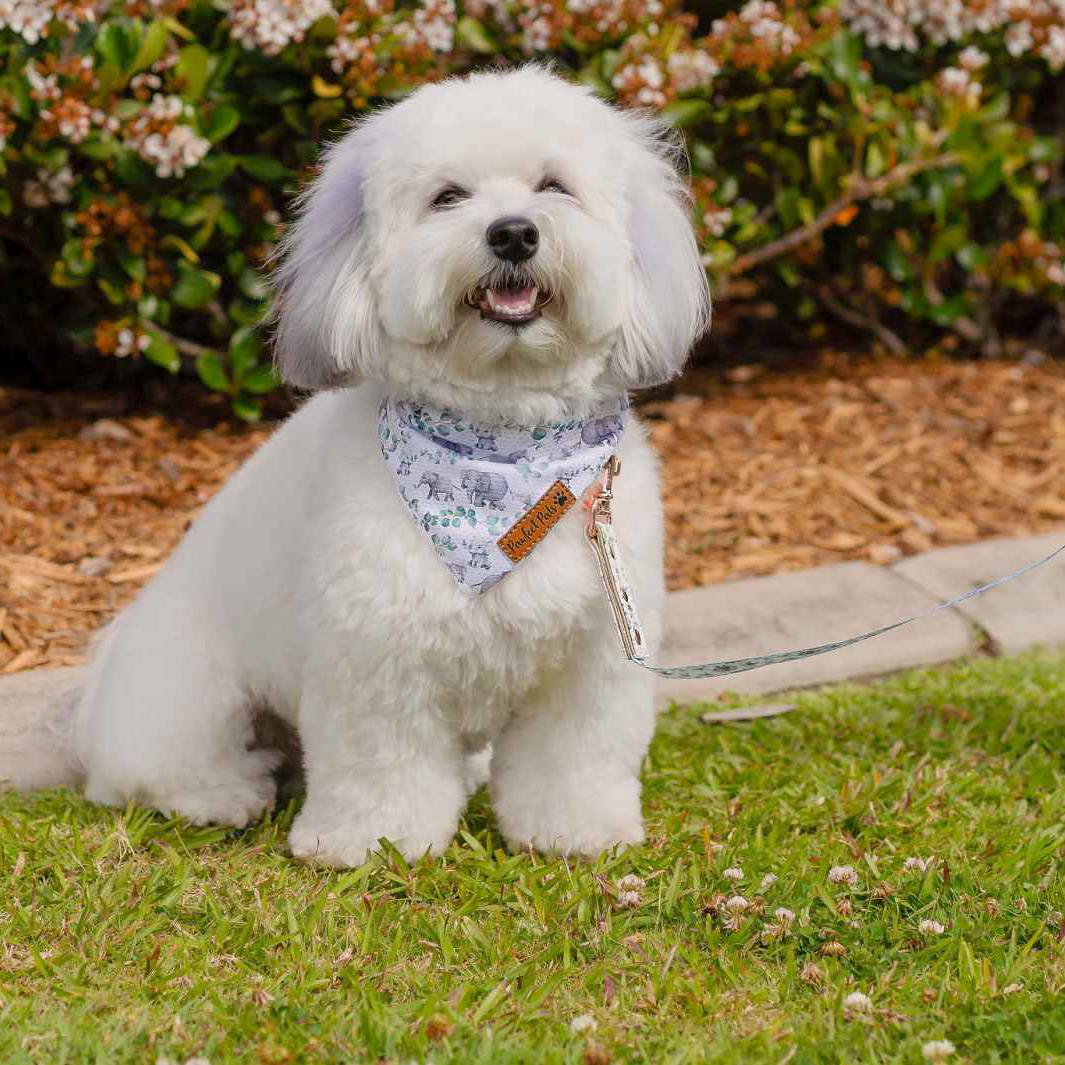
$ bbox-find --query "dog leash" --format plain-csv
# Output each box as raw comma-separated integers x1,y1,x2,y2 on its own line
585,456,1065,679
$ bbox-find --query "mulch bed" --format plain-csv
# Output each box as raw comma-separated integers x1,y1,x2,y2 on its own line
3,353,1065,674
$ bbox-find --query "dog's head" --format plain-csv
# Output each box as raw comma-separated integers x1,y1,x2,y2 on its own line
273,66,710,415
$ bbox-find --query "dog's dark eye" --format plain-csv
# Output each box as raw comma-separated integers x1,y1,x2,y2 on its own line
431,186,469,210
536,177,570,196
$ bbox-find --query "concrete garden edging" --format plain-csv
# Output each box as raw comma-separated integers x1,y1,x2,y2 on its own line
1,530,1062,789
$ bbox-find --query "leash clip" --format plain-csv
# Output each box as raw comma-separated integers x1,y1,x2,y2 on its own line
586,454,621,540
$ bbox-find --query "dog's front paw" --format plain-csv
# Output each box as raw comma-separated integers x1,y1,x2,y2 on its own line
289,783,462,867
493,772,645,859
289,816,453,867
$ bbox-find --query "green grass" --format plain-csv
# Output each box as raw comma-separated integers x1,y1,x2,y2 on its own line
2,653,1064,1064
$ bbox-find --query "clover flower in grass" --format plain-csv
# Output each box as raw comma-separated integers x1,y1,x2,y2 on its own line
722,895,749,930
843,990,873,1017
614,874,644,909
919,918,945,936
903,856,931,874
760,873,778,890
922,1041,955,1062
761,906,795,941
570,1014,597,1034
723,866,744,882
828,865,858,886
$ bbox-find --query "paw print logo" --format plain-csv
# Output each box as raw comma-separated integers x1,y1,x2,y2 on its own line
554,491,569,507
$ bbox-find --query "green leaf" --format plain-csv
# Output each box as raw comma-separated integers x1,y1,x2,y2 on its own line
240,364,278,395
232,395,263,422
228,325,262,379
661,99,711,127
456,15,499,52
968,157,1003,201
929,224,967,264
144,331,180,373
132,19,170,73
881,241,912,282
96,22,138,71
172,262,221,309
203,104,240,143
238,267,271,301
176,44,210,101
118,248,146,283
196,351,229,392
238,155,292,182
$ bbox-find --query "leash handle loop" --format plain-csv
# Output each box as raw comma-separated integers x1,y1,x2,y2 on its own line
587,454,1065,681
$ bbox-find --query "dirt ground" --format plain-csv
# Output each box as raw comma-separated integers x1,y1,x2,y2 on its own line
3,352,1064,674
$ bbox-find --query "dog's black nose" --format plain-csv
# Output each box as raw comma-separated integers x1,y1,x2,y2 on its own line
486,216,539,262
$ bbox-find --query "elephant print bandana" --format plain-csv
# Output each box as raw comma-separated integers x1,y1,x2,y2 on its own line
378,395,628,594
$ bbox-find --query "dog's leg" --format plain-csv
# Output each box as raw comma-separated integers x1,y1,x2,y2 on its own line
289,675,467,867
489,641,656,858
76,612,279,828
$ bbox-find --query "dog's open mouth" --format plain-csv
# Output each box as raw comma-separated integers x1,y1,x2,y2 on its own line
467,284,551,327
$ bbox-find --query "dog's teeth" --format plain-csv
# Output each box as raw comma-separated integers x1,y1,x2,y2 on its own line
485,285,538,317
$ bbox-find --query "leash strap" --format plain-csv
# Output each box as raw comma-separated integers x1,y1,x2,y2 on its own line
586,456,1065,680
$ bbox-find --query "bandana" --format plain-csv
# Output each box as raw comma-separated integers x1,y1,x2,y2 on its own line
378,395,628,594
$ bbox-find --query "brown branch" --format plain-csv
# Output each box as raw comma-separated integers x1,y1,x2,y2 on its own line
151,325,218,361
723,152,962,278
817,285,910,357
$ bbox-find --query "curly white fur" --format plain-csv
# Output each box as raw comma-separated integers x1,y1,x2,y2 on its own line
64,66,709,865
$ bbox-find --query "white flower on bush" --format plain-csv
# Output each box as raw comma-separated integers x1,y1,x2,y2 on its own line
667,48,719,93
22,165,74,208
0,0,46,43
0,0,102,41
229,0,335,56
328,31,379,74
24,61,60,101
399,0,456,53
611,53,668,108
737,0,801,53
703,206,733,238
840,0,1065,72
958,44,989,69
115,328,152,359
937,65,982,104
124,95,210,179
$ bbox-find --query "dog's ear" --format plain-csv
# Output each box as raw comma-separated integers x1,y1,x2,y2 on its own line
613,117,711,389
271,121,382,390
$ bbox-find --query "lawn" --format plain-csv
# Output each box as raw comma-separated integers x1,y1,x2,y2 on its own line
1,652,1063,1064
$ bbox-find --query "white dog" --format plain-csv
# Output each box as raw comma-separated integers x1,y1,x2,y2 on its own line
61,66,709,865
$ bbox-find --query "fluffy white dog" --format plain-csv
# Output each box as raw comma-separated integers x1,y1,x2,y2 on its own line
63,66,709,865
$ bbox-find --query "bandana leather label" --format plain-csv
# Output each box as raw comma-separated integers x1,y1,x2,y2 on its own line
378,395,627,594
497,481,577,563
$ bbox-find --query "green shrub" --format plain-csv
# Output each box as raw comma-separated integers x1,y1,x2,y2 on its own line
1,0,1063,416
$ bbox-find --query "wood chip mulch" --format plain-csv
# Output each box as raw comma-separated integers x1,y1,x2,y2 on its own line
3,353,1065,675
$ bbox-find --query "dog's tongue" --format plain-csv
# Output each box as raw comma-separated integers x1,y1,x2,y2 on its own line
486,285,538,316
